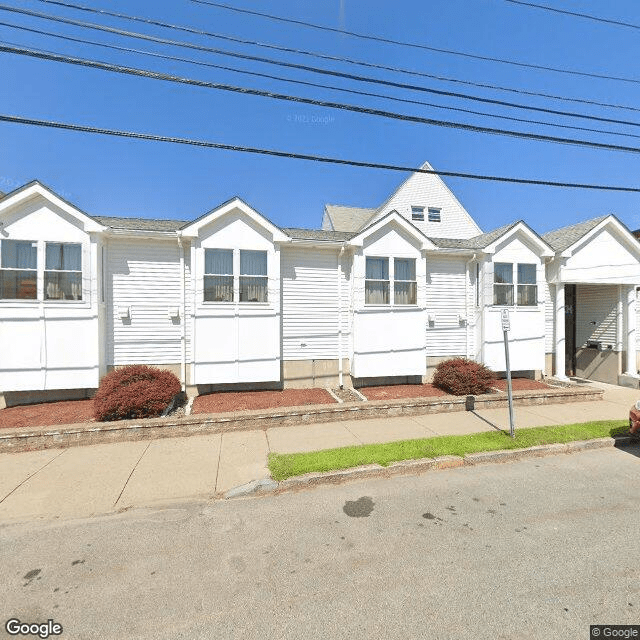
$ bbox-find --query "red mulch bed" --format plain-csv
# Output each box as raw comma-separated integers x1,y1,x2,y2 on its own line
493,378,550,392
361,384,450,401
192,388,336,414
0,399,95,429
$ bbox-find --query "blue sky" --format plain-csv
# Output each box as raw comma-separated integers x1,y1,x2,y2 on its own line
2,0,640,233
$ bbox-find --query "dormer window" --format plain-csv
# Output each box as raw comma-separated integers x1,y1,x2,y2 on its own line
428,208,441,222
411,206,424,222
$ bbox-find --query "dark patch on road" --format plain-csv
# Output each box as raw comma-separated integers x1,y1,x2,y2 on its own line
487,509,497,515
422,512,436,520
446,505,456,511
472,497,480,502
343,496,374,518
71,559,85,566
23,569,41,586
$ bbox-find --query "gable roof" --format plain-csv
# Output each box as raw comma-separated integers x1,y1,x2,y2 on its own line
542,215,609,252
283,227,354,242
349,209,436,250
323,204,377,233
94,216,186,232
0,180,105,233
428,222,520,250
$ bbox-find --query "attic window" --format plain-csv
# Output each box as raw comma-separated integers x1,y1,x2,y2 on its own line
411,206,424,221
428,208,441,222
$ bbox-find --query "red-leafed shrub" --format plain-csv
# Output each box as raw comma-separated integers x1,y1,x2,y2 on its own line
93,365,181,422
432,358,496,396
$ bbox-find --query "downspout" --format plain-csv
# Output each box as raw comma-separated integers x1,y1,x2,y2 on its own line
337,244,345,388
177,232,187,392
464,253,477,359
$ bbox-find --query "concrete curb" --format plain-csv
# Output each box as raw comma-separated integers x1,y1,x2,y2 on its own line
260,437,629,497
0,385,604,454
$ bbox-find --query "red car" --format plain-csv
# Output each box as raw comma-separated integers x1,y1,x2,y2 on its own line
629,401,640,438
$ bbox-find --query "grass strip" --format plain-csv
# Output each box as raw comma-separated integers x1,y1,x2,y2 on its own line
268,420,628,481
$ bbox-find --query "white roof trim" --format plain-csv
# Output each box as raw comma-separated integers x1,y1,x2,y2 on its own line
560,215,640,258
0,182,106,233
484,221,554,257
180,197,290,242
348,210,436,250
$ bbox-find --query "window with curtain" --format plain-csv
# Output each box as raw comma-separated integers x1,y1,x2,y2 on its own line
0,240,37,300
493,262,513,306
240,250,268,302
394,258,417,305
365,257,389,304
45,243,82,300
517,263,537,306
204,249,234,302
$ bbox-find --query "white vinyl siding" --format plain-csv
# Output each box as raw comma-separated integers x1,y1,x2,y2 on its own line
107,238,185,365
575,284,618,350
372,166,482,239
544,281,555,353
426,256,469,357
282,247,351,360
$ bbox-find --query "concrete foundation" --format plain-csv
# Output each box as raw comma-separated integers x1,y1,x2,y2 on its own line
282,359,352,389
0,388,96,409
575,348,619,385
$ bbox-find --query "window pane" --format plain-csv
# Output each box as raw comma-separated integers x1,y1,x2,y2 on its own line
365,257,388,280
365,281,389,304
428,208,441,222
394,258,415,281
204,275,233,302
493,284,514,306
517,284,537,306
239,276,268,302
46,243,81,271
0,270,37,299
517,263,536,284
411,207,424,221
205,249,233,275
394,281,417,305
1,240,36,269
240,250,267,276
44,272,82,300
494,263,513,284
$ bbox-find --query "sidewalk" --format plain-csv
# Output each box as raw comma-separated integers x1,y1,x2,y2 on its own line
0,381,635,523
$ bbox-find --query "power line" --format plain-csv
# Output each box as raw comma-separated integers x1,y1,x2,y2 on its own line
32,0,640,114
3,112,640,193
504,0,640,31
5,22,640,141
6,43,640,156
4,3,640,130
190,0,640,85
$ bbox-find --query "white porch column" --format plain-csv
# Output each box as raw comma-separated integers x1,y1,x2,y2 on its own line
554,283,567,379
625,285,637,375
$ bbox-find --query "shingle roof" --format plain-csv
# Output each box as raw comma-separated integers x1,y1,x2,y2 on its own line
542,215,609,252
428,221,520,250
283,227,354,241
93,215,186,232
324,204,377,232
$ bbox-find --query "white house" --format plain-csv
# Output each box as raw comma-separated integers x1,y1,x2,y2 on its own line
2,162,640,408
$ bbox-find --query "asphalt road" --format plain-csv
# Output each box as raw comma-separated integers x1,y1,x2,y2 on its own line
1,445,639,640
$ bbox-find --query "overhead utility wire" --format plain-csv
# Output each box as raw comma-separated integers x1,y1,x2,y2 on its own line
4,24,640,141
3,112,640,193
5,43,640,157
31,0,640,114
4,3,640,130
189,0,640,85
504,0,640,31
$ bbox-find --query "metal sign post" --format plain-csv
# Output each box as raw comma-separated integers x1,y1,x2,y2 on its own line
501,309,515,439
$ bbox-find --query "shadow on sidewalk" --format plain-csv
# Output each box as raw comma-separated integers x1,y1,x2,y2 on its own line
470,411,508,435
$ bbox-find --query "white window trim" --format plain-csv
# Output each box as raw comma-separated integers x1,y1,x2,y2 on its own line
44,242,83,302
0,239,87,304
393,258,417,306
203,247,270,305
411,206,425,222
365,256,418,307
428,207,442,222
492,262,538,307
